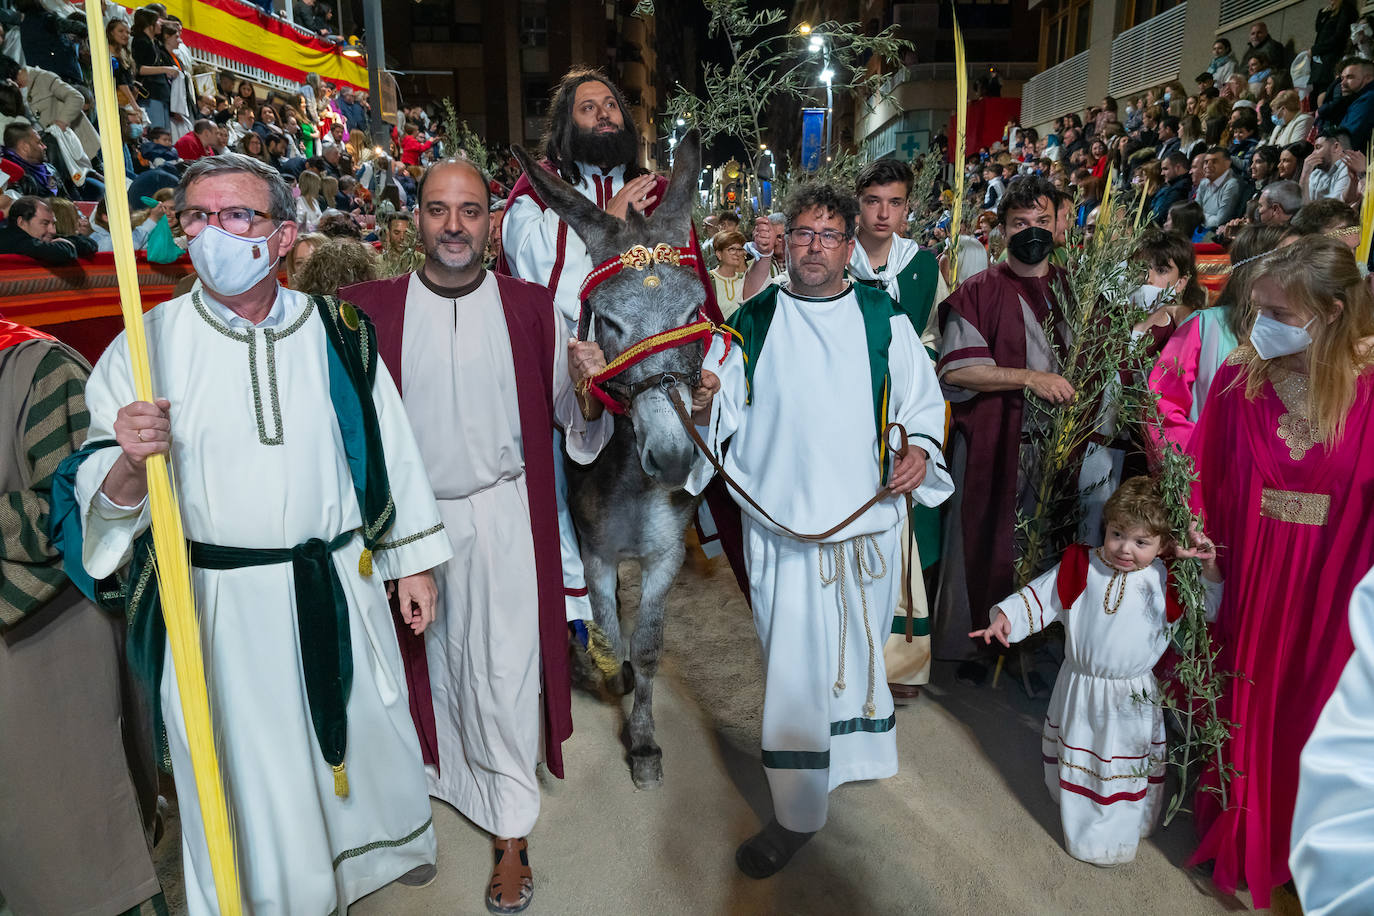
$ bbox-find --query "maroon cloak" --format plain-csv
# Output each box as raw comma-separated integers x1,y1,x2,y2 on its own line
934,262,1070,654
340,272,576,779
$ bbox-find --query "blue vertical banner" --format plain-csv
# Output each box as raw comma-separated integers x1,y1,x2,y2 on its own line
800,108,826,171
760,179,772,210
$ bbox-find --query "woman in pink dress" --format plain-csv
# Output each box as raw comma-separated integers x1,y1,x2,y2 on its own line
1187,235,1374,907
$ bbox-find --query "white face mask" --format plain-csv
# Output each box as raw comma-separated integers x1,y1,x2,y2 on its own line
1129,283,1167,312
187,223,282,297
1249,313,1314,359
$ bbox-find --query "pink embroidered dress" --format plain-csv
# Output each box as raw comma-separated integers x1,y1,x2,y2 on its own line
1186,348,1374,907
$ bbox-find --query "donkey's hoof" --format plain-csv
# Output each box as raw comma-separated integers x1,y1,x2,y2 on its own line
629,746,663,789
607,660,635,697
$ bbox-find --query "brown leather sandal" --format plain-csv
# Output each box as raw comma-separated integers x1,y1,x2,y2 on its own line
486,836,533,914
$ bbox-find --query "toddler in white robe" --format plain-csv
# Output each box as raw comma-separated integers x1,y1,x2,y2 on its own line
972,477,1222,867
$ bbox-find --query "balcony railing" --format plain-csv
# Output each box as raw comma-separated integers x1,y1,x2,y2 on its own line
1019,50,1090,126
1107,3,1189,96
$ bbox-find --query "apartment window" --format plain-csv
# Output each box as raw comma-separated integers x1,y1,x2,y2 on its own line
1041,0,1093,67
523,81,550,119
412,0,454,42
1124,0,1183,28
521,3,548,48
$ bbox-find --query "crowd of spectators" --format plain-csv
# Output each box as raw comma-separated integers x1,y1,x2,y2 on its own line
961,10,1374,259
0,0,484,287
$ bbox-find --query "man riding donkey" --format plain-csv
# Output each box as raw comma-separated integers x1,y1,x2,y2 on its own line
499,67,748,613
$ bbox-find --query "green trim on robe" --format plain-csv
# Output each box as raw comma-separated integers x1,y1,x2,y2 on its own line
890,614,932,637
724,282,898,484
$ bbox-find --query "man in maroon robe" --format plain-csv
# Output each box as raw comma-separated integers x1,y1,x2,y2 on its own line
342,158,612,914
933,175,1075,680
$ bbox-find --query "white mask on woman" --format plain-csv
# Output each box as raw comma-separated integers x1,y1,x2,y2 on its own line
1249,313,1314,359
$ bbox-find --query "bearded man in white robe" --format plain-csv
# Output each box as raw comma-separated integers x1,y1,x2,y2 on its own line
689,182,953,878
51,154,451,915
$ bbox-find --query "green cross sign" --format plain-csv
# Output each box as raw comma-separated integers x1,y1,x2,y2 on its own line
897,132,921,157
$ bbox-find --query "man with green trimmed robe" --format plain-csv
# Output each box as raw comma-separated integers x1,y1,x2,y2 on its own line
0,316,165,915
847,159,949,697
688,183,952,878
50,155,453,915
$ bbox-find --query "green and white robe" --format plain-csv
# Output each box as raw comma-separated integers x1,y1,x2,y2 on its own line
686,281,953,832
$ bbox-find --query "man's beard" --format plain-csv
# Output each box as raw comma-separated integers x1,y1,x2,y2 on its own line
425,229,483,271
569,122,639,171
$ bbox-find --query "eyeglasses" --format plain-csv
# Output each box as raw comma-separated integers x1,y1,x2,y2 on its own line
786,227,849,249
177,206,275,235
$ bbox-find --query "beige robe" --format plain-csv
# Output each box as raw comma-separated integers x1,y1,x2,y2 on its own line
399,273,610,837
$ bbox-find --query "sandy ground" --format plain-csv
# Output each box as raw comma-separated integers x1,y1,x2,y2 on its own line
147,547,1296,916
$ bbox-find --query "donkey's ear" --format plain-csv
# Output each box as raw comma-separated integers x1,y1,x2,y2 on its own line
648,129,701,242
511,144,620,250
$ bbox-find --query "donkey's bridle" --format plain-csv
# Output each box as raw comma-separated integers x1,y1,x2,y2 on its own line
575,241,727,416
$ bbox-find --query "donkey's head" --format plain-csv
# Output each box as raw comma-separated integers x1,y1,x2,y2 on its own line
513,131,706,489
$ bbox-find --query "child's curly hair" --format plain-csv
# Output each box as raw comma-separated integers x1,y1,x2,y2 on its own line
1102,476,1172,542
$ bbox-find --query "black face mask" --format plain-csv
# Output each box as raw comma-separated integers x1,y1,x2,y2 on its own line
1006,226,1055,265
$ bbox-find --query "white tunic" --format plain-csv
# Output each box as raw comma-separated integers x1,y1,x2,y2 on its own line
504,162,626,326
688,284,953,832
1291,564,1374,916
503,160,626,621
994,552,1222,866
397,272,610,838
74,287,452,915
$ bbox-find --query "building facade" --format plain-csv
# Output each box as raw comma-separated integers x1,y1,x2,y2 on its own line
382,0,664,167
1019,0,1328,129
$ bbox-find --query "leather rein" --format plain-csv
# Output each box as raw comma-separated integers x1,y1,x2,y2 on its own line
579,241,921,637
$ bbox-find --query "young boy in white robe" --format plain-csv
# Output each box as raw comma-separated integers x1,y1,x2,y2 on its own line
971,476,1223,866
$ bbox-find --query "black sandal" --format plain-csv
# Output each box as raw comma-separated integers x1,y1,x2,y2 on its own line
735,819,814,879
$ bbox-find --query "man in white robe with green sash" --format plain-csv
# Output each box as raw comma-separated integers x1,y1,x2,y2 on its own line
49,155,453,915
688,183,953,879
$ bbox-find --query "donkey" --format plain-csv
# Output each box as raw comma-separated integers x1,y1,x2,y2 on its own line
512,132,710,789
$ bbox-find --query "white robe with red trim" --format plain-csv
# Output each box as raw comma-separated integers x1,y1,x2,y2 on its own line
992,544,1221,866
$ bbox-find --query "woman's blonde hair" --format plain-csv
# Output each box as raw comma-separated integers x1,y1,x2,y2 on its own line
321,175,339,203
285,232,327,285
1244,235,1374,443
297,169,322,200
1272,89,1300,115
47,197,79,237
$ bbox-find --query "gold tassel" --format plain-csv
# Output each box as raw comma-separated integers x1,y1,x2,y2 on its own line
584,621,623,681
333,762,350,798
358,548,373,577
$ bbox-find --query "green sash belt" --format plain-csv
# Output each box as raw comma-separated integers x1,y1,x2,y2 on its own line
189,530,356,796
